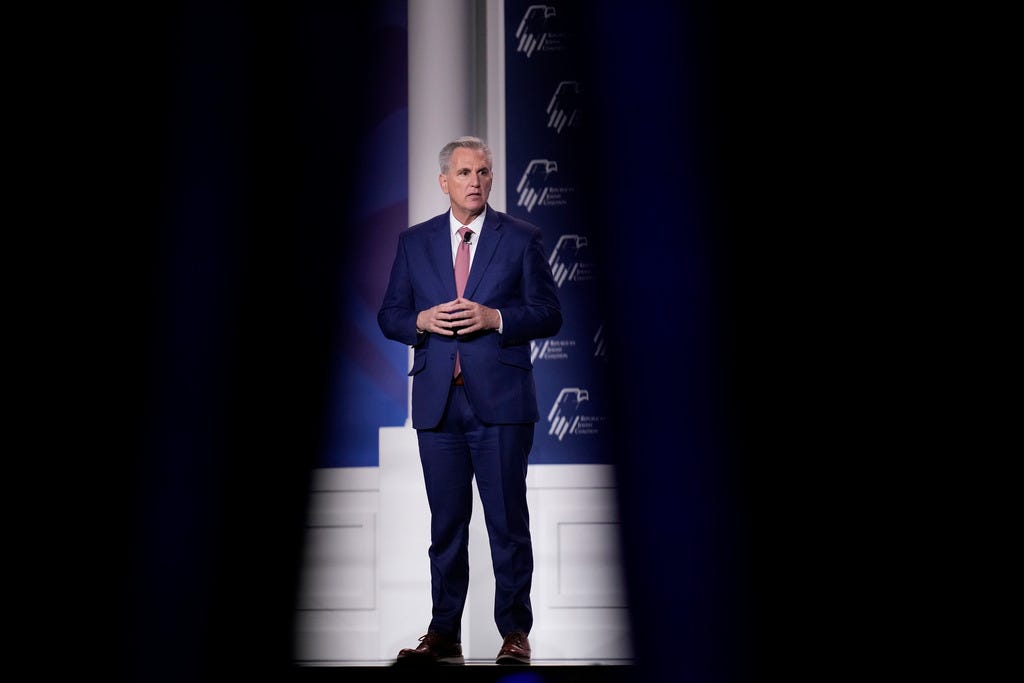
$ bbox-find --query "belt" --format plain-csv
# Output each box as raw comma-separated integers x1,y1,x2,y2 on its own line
453,373,464,385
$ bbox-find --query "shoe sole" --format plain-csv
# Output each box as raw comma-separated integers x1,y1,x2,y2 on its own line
496,655,530,665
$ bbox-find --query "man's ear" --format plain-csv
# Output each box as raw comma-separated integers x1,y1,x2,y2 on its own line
438,174,449,195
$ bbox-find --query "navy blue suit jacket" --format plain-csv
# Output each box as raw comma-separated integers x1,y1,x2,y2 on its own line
378,206,562,429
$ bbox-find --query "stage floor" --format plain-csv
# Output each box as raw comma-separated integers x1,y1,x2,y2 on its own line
292,660,636,682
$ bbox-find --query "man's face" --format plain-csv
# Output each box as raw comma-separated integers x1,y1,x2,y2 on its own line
439,147,492,223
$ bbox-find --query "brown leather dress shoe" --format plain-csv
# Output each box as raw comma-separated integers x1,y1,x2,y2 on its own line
495,630,531,665
396,631,465,665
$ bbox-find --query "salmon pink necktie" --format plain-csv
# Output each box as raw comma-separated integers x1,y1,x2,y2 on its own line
453,226,472,378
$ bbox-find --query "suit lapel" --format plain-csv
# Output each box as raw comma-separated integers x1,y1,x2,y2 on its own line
464,207,502,300
427,214,458,299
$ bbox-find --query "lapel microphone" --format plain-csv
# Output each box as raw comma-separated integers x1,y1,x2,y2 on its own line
463,231,472,245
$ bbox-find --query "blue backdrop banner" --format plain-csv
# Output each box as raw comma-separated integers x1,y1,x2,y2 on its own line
319,1,409,468
505,0,612,465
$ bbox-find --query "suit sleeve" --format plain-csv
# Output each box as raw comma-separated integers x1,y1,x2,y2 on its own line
377,232,427,347
498,228,563,346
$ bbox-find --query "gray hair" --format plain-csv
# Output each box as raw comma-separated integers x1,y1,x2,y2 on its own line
438,136,492,174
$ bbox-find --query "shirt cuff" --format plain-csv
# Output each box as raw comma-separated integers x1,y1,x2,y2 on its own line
496,310,503,334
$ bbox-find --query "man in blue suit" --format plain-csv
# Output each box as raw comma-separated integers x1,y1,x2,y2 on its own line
379,136,562,665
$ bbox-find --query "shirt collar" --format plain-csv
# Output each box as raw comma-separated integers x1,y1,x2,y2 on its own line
449,208,486,240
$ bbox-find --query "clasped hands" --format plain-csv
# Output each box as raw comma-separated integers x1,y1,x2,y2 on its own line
417,297,499,336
